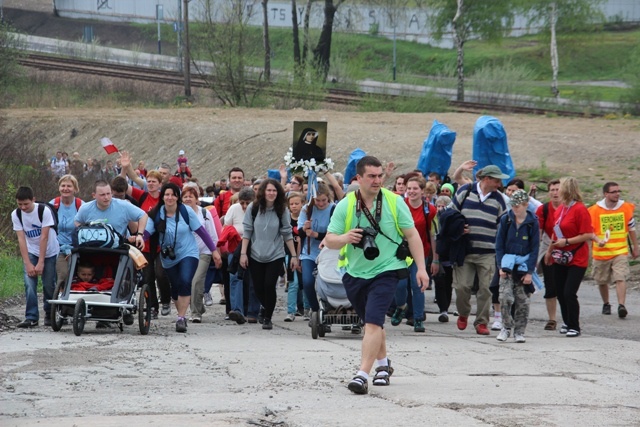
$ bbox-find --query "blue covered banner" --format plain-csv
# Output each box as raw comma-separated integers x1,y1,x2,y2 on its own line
472,116,515,185
343,148,366,186
416,120,456,179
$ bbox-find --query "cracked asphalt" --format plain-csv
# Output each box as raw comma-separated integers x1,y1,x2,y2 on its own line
1,281,639,426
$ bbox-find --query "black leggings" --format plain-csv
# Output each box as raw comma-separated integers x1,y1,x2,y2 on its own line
143,251,171,309
434,265,453,313
248,257,284,321
552,264,586,332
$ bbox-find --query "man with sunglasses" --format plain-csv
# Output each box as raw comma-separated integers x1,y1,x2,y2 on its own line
588,182,638,318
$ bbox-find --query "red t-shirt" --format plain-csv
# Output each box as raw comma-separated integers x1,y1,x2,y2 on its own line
405,199,436,258
131,187,160,253
551,202,593,268
214,191,233,217
536,202,558,238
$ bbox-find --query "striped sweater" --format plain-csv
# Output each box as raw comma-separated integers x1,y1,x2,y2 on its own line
453,182,507,255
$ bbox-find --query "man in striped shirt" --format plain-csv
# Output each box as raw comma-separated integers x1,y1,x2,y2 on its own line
452,165,508,335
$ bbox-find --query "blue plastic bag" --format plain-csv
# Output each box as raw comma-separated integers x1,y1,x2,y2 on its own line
416,120,456,179
343,148,366,186
472,116,515,185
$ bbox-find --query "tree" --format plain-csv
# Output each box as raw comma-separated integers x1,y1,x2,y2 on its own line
427,0,516,101
262,0,271,82
192,0,263,106
521,0,604,100
312,0,344,82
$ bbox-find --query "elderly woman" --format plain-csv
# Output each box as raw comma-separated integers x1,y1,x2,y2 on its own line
49,174,84,293
182,186,222,323
544,177,594,338
145,183,218,333
239,179,298,330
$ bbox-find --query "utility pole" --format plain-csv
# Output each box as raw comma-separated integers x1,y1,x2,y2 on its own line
177,0,183,73
183,0,191,98
156,4,163,55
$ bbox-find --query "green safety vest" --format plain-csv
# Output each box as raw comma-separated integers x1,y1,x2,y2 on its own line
338,188,412,268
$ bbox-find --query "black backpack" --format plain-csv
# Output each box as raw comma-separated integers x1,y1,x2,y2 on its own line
15,202,59,234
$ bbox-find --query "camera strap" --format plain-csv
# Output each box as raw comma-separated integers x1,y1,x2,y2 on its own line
356,190,399,246
160,207,179,250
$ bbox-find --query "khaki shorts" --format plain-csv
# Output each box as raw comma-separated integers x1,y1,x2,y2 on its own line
593,255,629,285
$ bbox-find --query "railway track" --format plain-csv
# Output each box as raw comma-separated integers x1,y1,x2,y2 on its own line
19,54,603,117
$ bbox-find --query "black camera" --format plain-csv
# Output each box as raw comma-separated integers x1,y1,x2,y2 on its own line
161,246,176,260
396,239,410,260
353,227,379,260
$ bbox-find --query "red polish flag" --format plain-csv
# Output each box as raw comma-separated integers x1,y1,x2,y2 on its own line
100,137,119,154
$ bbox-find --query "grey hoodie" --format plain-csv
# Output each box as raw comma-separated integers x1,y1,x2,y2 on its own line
242,203,293,263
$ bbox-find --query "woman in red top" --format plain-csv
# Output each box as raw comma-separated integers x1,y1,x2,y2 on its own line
389,176,438,333
544,177,594,337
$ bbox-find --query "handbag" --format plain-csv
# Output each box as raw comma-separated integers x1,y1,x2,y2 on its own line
551,242,584,265
74,221,123,248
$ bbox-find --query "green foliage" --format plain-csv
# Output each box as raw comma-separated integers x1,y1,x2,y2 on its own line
522,159,553,182
0,253,23,299
468,60,539,103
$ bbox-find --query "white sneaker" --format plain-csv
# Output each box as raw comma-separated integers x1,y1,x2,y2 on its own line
514,333,526,343
496,328,510,342
284,313,295,322
303,309,311,320
491,319,503,331
203,292,213,307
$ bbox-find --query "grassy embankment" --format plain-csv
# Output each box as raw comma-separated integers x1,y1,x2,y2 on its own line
4,22,640,110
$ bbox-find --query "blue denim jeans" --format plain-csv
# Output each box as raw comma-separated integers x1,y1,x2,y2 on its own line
24,254,57,321
163,257,199,300
394,261,425,321
228,254,260,317
287,266,303,314
301,259,320,312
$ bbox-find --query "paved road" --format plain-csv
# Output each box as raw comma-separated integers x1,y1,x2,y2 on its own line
1,281,639,426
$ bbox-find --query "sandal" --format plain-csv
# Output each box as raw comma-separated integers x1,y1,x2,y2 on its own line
373,359,395,386
544,320,557,331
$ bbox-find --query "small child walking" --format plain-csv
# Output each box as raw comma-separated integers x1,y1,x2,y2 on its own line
495,189,540,343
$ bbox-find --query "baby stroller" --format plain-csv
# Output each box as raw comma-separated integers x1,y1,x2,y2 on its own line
310,247,362,339
48,246,151,336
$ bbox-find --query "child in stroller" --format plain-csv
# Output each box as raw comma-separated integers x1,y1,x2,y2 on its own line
310,247,363,339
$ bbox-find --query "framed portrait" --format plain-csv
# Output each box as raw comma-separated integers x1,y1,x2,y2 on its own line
292,121,327,164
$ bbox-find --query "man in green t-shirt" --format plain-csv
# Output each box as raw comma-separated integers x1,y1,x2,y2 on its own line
325,156,429,395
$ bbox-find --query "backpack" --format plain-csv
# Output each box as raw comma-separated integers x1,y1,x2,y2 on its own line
15,202,59,234
74,222,124,248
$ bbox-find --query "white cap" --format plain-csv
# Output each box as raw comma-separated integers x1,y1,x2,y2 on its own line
179,150,185,155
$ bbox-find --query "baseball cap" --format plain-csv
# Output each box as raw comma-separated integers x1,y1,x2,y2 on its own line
509,189,529,206
478,165,509,180
179,150,185,155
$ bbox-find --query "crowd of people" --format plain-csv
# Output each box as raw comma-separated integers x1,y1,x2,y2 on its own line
12,148,638,395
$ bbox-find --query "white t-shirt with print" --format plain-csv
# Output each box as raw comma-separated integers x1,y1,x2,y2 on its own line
12,203,60,258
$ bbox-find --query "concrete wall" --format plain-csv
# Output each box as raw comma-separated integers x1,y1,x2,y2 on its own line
52,0,640,49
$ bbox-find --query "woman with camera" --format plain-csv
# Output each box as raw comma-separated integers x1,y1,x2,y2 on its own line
298,182,335,320
239,179,298,330
544,177,594,338
145,183,218,333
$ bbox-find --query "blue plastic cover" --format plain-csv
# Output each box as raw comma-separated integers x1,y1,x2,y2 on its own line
416,120,456,178
472,116,515,185
343,148,366,185
267,169,281,181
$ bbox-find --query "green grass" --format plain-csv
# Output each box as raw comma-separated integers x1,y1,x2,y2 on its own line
140,23,640,105
0,254,23,299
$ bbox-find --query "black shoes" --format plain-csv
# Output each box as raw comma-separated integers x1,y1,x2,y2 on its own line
618,304,628,318
602,303,611,315
17,319,38,328
228,310,246,325
262,319,273,330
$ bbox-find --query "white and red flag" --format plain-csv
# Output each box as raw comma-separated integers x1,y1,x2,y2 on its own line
100,137,119,155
